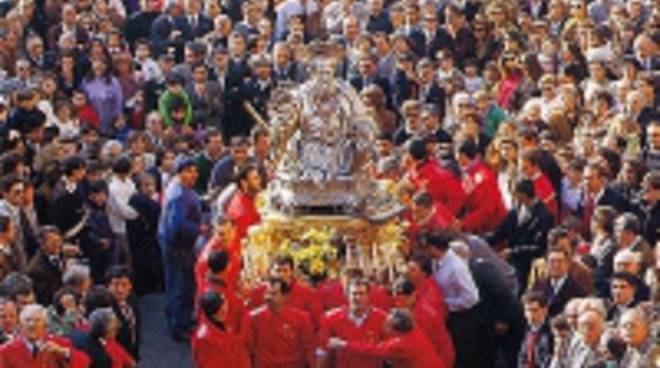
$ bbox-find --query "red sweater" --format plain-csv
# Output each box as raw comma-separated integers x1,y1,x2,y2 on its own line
318,306,387,368
191,320,250,368
409,159,466,215
242,305,315,368
345,327,446,368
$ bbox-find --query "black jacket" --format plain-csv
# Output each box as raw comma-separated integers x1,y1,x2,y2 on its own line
26,250,63,305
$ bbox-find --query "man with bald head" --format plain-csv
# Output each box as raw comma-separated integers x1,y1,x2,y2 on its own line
564,309,605,367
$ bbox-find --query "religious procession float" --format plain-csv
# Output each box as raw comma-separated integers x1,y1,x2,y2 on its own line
242,43,408,286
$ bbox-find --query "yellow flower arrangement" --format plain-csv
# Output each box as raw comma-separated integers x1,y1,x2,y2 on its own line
279,228,338,279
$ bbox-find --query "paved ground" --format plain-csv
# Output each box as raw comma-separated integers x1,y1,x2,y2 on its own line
139,294,194,368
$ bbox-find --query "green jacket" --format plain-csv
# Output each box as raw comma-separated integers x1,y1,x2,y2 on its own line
158,90,193,127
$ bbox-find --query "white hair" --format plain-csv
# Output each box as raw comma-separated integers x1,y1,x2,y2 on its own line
19,304,46,325
614,248,641,265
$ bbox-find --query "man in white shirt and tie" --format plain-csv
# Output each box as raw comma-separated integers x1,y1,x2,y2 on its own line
422,230,481,368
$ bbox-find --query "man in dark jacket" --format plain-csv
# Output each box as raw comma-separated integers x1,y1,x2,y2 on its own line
49,156,87,246
488,179,555,290
531,247,587,317
26,226,64,304
518,291,553,368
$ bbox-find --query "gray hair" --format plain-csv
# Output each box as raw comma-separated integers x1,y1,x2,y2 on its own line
62,264,91,288
89,308,116,339
19,304,46,325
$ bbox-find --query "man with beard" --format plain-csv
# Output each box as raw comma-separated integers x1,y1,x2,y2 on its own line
225,163,262,241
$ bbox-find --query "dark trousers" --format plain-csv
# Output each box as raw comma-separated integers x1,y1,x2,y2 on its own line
161,244,196,333
448,307,483,368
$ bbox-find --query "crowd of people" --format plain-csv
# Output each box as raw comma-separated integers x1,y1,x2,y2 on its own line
0,0,658,366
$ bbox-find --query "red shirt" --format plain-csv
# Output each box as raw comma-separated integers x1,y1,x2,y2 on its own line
318,306,387,368
417,277,448,321
408,203,455,243
409,159,466,216
191,320,250,368
461,160,507,234
105,339,134,368
226,190,261,240
242,305,315,368
77,105,100,130
345,327,446,368
0,335,91,368
532,172,558,220
195,236,241,290
317,280,393,312
250,280,323,329
197,275,246,332
413,300,455,367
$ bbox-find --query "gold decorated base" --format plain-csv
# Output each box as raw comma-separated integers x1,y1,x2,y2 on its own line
241,214,408,285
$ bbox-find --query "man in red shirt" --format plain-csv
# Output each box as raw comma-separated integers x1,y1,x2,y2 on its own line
196,250,246,332
405,137,466,216
405,254,448,321
410,192,454,239
226,163,262,240
392,277,455,367
455,139,507,234
317,278,388,368
0,304,90,368
249,254,323,329
327,309,446,368
520,148,558,220
318,267,392,312
192,291,250,368
242,277,315,368
195,216,240,289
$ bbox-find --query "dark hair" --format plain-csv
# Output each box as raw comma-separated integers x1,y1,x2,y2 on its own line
203,128,223,145
200,290,225,320
521,291,548,307
208,250,230,274
412,192,434,208
63,155,86,176
407,137,428,161
88,180,108,194
420,230,457,251
105,265,133,284
610,271,638,288
409,253,434,276
392,277,416,296
1,174,23,193
389,309,414,333
457,139,479,159
52,287,81,315
83,286,115,317
112,156,133,175
235,163,259,184
1,153,24,176
514,178,536,198
273,253,294,269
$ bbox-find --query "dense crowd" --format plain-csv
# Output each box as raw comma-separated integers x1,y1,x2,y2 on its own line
0,0,658,366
